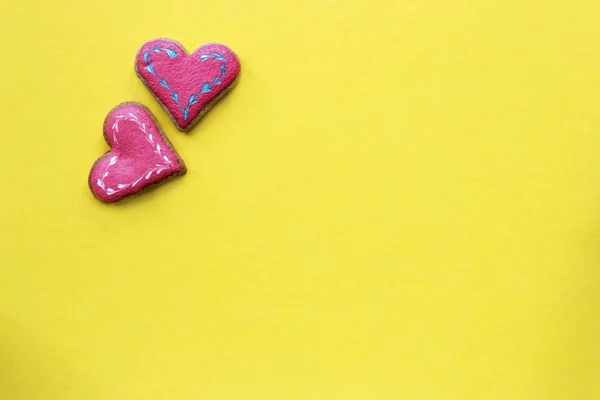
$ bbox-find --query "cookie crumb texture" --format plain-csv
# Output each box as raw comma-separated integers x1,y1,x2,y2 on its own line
135,39,241,131
89,103,186,203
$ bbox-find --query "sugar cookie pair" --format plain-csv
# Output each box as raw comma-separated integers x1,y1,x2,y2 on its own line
89,39,241,203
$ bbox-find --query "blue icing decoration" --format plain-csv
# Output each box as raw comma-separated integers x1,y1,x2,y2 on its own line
200,83,211,94
143,48,230,122
159,80,170,90
164,48,177,59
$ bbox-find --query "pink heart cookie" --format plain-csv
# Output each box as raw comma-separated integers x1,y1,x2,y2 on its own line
89,102,187,203
135,38,241,132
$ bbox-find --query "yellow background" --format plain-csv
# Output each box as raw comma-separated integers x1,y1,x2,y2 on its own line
1,0,600,398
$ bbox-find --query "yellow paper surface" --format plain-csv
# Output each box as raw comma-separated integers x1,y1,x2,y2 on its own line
1,1,600,398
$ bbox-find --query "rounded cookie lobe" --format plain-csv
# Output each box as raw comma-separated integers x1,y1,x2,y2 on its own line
89,102,186,203
135,38,241,131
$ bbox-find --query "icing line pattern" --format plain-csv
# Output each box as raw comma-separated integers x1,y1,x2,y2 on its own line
142,46,228,121
96,113,174,196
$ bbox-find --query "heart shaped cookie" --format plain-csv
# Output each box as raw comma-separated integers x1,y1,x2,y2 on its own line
89,102,186,203
135,38,241,132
